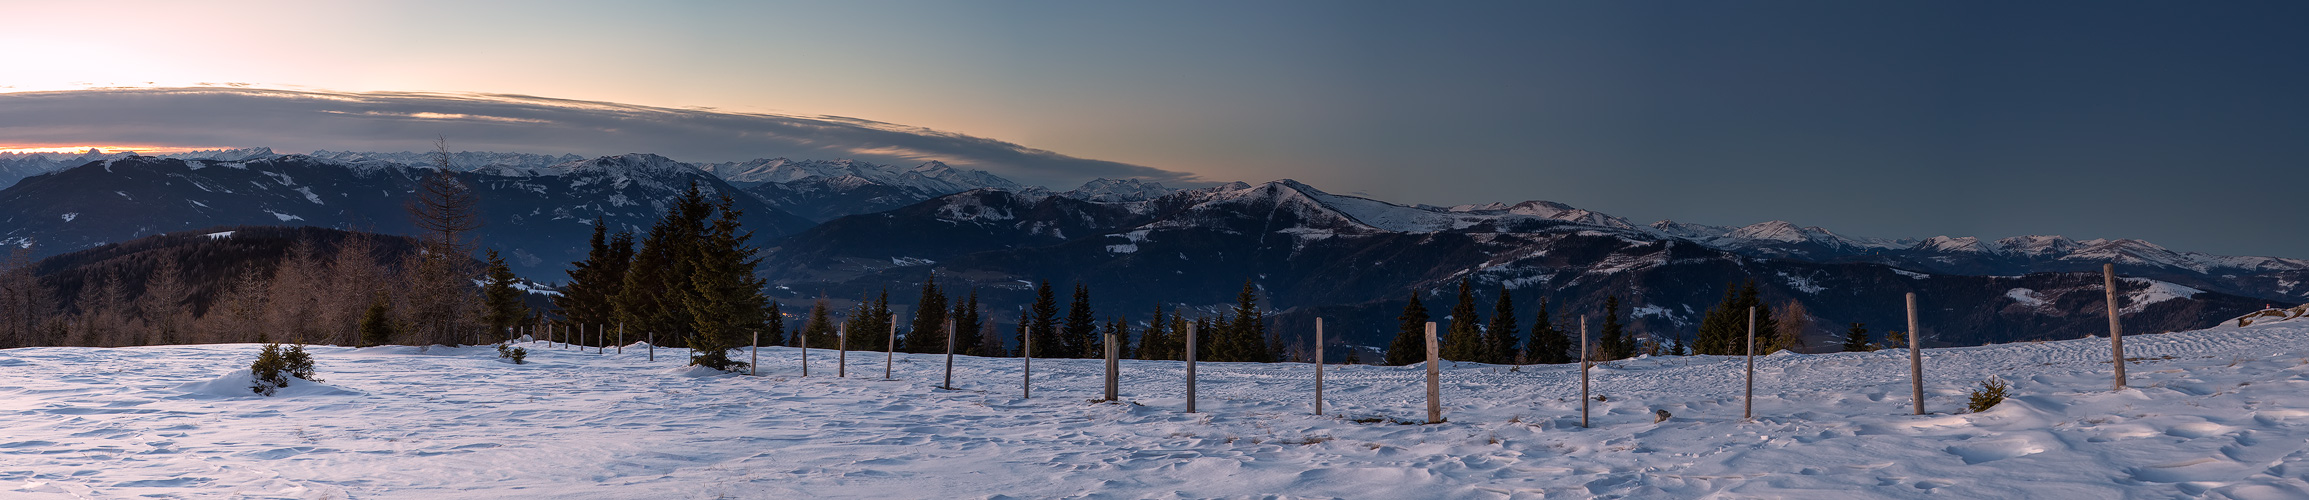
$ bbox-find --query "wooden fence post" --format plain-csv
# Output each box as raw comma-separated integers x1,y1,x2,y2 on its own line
1908,292,1923,415
2106,263,2127,390
1185,322,1197,413
1023,325,1034,398
648,331,654,361
886,313,898,380
1104,330,1119,402
942,319,956,390
800,328,809,377
838,323,848,378
617,323,624,354
1425,321,1442,424
1314,318,1325,416
1580,315,1590,428
751,329,760,376
1745,306,1755,421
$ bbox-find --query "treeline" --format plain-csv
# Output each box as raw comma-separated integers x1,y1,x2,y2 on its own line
1373,278,1831,366
0,170,532,350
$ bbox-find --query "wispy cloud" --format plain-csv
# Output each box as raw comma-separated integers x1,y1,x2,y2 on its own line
0,87,1196,188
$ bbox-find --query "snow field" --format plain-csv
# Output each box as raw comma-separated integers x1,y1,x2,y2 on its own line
6,324,2309,498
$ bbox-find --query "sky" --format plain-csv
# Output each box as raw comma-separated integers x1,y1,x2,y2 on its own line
2,1,2306,257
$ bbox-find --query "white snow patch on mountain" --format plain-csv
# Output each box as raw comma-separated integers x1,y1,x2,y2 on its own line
59,212,76,222
267,210,303,222
2121,278,2204,314
2006,288,2050,308
1778,271,1825,294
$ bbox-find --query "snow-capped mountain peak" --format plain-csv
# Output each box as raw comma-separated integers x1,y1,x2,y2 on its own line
1061,178,1175,202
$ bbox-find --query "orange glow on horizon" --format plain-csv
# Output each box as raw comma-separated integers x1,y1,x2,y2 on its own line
0,145,232,155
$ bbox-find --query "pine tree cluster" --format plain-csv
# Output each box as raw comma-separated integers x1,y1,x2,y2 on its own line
555,183,771,371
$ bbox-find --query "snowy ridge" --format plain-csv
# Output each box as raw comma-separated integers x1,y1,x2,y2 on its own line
700,158,1020,195
1060,178,1175,202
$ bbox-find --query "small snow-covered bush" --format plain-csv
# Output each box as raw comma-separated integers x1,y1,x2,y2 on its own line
497,342,528,364
249,343,320,396
1968,377,2009,413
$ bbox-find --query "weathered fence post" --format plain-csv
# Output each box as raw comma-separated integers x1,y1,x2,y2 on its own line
1908,292,1924,415
886,313,898,380
617,323,624,354
751,329,760,376
1104,329,1119,402
800,328,809,377
1185,322,1197,413
1580,315,1590,428
2106,263,2127,390
1745,306,1755,421
648,331,655,361
1314,317,1325,416
1425,321,1442,424
1023,325,1034,399
942,319,956,390
838,323,848,378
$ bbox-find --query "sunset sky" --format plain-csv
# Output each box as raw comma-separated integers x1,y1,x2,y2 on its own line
4,1,2306,257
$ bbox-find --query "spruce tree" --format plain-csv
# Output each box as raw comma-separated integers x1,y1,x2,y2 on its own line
1524,298,1572,364
1027,281,1060,358
555,220,631,330
761,301,786,347
1597,295,1634,361
1694,281,1778,355
617,183,713,348
358,294,396,347
1441,279,1483,362
952,290,985,356
1384,294,1430,366
1487,286,1520,364
1063,283,1097,358
1192,316,1215,361
802,299,838,348
1222,280,1271,362
481,249,529,339
905,275,948,353
682,194,767,370
841,290,894,352
1136,303,1172,360
1100,316,1130,359
1842,322,1874,352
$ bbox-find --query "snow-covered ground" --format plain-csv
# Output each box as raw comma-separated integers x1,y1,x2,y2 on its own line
8,322,2309,499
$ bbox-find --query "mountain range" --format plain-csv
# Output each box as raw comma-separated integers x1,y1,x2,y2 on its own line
1,148,2298,352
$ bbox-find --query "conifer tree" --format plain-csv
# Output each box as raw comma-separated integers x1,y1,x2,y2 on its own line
1842,322,1874,352
1385,294,1430,366
1524,298,1572,364
481,249,529,339
1063,283,1097,358
1487,286,1520,364
1101,316,1130,359
1192,316,1216,361
761,301,786,347
905,275,948,353
951,289,985,356
358,294,396,347
1221,280,1271,362
682,194,767,369
1441,279,1484,362
842,290,893,352
617,182,713,348
556,220,633,329
1597,295,1635,361
1027,281,1060,358
801,298,838,348
1136,303,1173,360
1694,281,1777,355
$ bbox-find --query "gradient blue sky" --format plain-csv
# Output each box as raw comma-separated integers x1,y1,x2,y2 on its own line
4,1,2306,257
